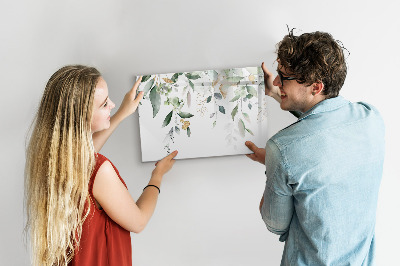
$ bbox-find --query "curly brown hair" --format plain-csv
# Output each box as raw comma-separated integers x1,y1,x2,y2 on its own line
277,30,348,98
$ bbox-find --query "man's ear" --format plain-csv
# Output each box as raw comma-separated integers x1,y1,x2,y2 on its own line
312,82,324,96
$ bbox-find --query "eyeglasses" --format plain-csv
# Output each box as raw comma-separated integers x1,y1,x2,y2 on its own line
277,70,297,86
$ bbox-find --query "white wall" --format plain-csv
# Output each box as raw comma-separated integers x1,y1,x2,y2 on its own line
1,0,399,265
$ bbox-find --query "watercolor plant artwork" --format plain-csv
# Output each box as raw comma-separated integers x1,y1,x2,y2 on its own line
137,66,268,162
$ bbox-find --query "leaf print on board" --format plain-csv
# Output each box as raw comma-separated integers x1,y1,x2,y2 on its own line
238,119,246,138
143,79,154,96
149,84,161,118
230,95,241,102
243,112,250,123
171,72,183,82
162,111,173,127
178,112,194,118
219,84,229,99
189,80,195,90
231,104,238,120
141,75,151,83
163,77,174,84
137,65,268,162
214,93,222,100
185,73,201,80
226,76,244,83
246,85,257,97
245,128,254,136
171,97,181,108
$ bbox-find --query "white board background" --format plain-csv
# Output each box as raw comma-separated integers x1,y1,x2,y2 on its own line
1,0,399,265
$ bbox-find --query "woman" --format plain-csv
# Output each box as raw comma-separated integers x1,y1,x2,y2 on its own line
25,65,177,265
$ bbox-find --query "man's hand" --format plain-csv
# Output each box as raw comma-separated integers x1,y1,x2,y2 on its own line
262,62,281,103
245,141,266,165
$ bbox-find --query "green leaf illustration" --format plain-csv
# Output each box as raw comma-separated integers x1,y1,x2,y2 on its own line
231,104,238,120
214,93,222,100
248,103,252,110
245,128,254,136
246,85,257,97
141,75,151,83
143,79,154,96
178,112,194,118
246,94,253,99
171,72,183,82
149,84,161,118
212,70,219,79
171,97,180,108
187,127,191,137
213,121,216,128
219,105,225,114
206,95,212,103
233,69,243,77
162,111,173,127
175,126,180,135
238,119,245,137
230,95,241,102
189,79,194,90
226,76,244,83
243,112,250,123
185,73,201,80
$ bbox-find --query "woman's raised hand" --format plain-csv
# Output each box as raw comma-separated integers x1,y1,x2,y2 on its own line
116,76,145,119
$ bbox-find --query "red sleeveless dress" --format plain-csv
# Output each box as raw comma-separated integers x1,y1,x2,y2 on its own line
69,153,132,266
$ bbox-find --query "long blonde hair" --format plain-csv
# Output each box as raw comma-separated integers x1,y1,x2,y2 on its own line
25,65,101,265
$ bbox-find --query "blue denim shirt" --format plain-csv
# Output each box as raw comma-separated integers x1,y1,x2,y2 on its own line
260,96,385,265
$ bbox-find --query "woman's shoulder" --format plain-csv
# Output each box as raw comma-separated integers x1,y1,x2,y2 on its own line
93,153,127,188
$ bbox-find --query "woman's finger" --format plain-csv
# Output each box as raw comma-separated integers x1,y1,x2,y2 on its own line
130,76,142,96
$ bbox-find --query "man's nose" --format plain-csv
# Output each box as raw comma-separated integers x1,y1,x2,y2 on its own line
273,75,280,87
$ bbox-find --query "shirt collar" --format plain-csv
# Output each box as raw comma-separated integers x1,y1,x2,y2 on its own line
298,95,350,121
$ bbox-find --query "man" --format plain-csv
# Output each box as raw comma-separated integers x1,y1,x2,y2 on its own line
245,31,385,265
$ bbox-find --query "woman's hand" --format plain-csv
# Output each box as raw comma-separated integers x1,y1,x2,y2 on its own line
152,151,178,178
262,62,281,103
115,76,144,120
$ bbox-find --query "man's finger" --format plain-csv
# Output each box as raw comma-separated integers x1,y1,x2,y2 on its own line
245,153,257,161
261,62,272,76
245,141,259,152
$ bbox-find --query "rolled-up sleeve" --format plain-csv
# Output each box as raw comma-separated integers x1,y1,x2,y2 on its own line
260,139,294,241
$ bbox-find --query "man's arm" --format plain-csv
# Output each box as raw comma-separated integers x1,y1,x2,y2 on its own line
259,140,294,240
245,139,294,239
